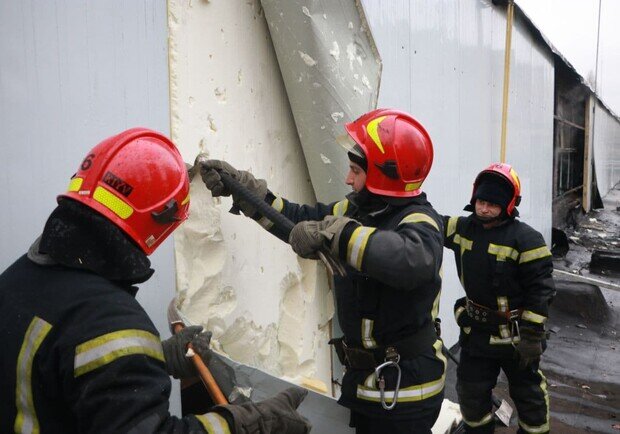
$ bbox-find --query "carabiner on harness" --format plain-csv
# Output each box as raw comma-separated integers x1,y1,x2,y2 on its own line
510,318,521,348
374,357,402,411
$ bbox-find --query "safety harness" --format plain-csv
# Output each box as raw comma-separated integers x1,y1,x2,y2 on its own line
465,298,522,346
329,321,437,410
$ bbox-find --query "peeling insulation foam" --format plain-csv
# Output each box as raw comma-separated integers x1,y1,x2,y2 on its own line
169,0,333,391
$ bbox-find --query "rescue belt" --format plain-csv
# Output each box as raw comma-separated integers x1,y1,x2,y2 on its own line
465,298,523,325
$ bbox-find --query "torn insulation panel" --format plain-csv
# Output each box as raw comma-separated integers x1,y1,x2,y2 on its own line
261,0,382,202
168,0,333,392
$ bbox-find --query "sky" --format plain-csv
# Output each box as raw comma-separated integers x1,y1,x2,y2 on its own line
517,0,620,116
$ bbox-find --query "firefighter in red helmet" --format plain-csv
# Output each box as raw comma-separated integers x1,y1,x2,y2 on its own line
0,128,310,434
443,163,555,433
198,109,446,433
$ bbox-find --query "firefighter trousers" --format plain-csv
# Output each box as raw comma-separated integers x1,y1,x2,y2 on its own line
456,348,549,434
349,406,441,434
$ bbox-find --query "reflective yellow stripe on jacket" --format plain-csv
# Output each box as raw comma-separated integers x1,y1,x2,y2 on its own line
332,199,349,216
15,317,53,434
74,329,164,377
398,213,440,231
346,226,376,271
195,413,231,434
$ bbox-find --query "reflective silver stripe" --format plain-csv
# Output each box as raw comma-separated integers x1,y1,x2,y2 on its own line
361,318,378,349
488,243,518,261
15,317,53,434
497,296,511,339
454,306,465,322
257,197,285,229
74,329,164,377
522,310,547,324
357,340,446,402
446,216,458,238
347,226,376,271
519,246,552,264
518,370,550,433
398,213,439,231
489,335,520,344
464,412,493,427
195,413,231,434
332,199,349,216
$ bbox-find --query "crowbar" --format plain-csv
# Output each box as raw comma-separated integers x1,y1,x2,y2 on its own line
167,298,228,405
193,155,346,277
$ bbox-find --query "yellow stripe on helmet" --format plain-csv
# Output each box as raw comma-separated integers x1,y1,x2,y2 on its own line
366,116,387,154
93,186,134,219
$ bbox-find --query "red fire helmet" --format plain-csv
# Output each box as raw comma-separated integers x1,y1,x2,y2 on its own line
343,108,434,197
470,162,522,216
60,128,190,255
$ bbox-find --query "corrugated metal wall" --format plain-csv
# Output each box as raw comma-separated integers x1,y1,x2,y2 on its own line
0,0,180,413
360,0,555,345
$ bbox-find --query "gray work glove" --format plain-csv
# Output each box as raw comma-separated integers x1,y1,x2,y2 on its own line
288,215,355,259
215,387,311,434
515,326,544,368
161,325,213,379
197,157,268,217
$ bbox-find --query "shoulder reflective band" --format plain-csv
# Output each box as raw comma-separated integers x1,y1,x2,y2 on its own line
195,413,231,434
257,197,285,230
332,199,349,216
356,340,446,403
74,329,164,377
398,213,439,231
488,243,519,262
93,186,134,219
15,316,53,434
522,310,547,324
446,216,458,238
519,246,551,264
347,226,377,271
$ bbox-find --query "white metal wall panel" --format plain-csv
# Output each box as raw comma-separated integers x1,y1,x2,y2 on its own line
168,0,334,390
360,0,554,346
592,103,620,196
0,0,180,412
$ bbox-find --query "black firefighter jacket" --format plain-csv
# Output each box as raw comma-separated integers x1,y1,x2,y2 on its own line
257,191,446,419
443,215,555,358
0,255,230,434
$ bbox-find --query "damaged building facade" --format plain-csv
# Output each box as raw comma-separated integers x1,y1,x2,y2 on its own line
1,0,618,431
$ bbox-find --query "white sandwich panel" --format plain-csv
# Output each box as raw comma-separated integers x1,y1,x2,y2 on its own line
592,102,620,197
168,0,333,391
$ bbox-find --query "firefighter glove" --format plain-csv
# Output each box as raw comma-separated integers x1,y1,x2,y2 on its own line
198,158,268,216
453,297,474,329
162,325,213,379
515,326,544,368
215,387,311,434
289,215,355,259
